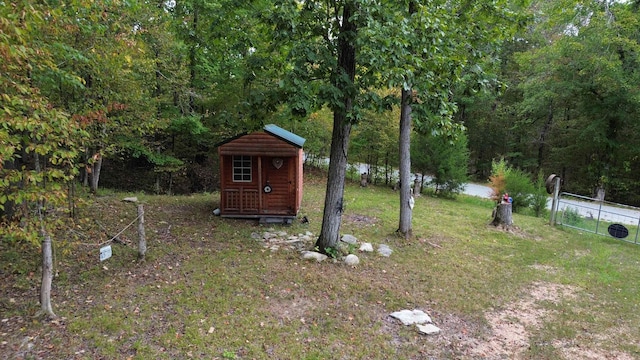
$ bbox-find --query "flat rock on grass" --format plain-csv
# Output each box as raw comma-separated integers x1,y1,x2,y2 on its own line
378,244,393,257
301,251,328,262
417,323,441,335
390,309,432,325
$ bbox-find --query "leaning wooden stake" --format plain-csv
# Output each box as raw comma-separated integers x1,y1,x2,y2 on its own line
41,233,57,318
137,204,146,260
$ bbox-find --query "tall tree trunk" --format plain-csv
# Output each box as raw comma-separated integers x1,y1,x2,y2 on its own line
316,120,352,252
397,88,413,238
90,153,102,193
315,1,357,253
82,151,89,188
397,1,417,239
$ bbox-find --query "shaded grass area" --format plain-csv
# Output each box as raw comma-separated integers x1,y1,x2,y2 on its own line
2,173,640,359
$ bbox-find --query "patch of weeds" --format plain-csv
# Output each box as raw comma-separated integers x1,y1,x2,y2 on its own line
344,242,357,255
315,245,339,259
222,349,237,359
562,207,582,226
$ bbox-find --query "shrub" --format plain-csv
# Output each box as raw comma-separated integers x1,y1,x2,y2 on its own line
489,158,535,213
412,130,469,198
562,206,582,226
530,172,550,218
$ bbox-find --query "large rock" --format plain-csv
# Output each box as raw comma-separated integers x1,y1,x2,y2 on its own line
359,243,373,252
390,309,432,325
341,234,358,244
301,251,328,262
378,244,393,257
344,254,360,266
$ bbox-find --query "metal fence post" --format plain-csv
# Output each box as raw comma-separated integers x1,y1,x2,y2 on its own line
550,176,561,225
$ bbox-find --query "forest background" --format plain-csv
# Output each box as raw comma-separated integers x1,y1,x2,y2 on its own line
2,0,640,217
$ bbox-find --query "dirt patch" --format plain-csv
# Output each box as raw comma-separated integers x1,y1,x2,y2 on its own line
553,339,636,360
265,295,314,324
488,224,538,240
471,282,577,358
457,281,636,359
344,214,378,227
528,264,558,274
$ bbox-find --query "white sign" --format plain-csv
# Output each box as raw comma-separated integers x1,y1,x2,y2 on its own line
100,245,112,262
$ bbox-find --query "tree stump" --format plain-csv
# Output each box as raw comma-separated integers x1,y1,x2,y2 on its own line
360,173,368,187
413,178,421,197
491,202,513,227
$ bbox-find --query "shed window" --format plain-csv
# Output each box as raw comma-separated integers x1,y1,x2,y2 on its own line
232,156,252,182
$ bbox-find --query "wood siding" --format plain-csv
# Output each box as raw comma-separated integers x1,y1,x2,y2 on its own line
262,156,292,214
219,132,299,157
218,132,304,218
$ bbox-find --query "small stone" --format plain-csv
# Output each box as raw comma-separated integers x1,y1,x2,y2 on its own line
250,232,261,239
301,251,328,262
341,234,358,244
417,323,441,335
359,243,373,252
122,197,138,203
378,244,393,257
390,309,432,325
344,254,359,266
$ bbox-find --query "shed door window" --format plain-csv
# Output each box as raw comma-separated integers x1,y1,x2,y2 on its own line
232,156,252,182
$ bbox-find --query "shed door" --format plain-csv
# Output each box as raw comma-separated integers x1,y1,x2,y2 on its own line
261,157,293,214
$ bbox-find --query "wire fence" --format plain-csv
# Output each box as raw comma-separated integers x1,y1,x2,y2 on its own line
555,192,640,245
73,203,147,260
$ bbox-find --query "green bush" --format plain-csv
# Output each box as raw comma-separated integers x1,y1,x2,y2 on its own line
412,130,469,198
489,158,537,214
562,206,582,226
530,172,550,218
503,168,535,212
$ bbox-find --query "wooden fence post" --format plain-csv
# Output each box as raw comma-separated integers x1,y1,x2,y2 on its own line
137,204,146,260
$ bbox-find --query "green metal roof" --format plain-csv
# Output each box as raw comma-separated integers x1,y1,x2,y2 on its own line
264,124,306,148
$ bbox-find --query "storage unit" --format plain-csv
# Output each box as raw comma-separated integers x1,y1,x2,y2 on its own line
217,124,305,222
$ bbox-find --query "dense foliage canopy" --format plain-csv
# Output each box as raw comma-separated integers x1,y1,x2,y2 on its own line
2,0,640,216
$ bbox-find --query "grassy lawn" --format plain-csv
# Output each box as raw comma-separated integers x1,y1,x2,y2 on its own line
2,171,640,359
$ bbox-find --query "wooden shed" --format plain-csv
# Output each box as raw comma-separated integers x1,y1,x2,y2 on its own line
217,124,306,222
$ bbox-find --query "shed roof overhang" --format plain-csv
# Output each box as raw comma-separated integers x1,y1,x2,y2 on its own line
263,124,306,148
217,124,306,157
